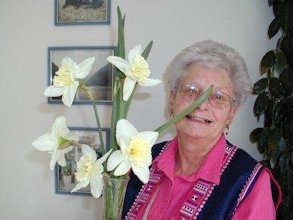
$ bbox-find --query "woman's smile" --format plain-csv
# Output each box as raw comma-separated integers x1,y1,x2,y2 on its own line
185,114,213,124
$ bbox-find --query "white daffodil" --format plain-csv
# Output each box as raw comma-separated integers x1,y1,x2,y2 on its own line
107,45,161,101
32,116,76,171
71,145,112,198
107,119,158,183
44,57,95,107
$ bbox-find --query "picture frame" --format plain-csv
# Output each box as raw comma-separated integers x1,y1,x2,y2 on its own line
54,0,111,25
55,127,110,196
48,46,115,105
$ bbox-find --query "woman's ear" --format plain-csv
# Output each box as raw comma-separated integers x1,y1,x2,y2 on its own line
227,105,238,124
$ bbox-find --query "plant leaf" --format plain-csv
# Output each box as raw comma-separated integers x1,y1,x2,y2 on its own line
268,17,281,39
250,127,264,143
269,77,284,98
268,127,281,151
253,78,268,94
280,68,293,95
258,128,269,154
283,117,293,145
274,49,287,75
253,92,270,117
278,0,293,33
155,85,213,134
272,102,283,125
117,6,125,59
260,50,276,74
142,41,153,59
280,35,293,65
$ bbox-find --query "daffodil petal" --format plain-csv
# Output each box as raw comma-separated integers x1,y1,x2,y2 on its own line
97,161,104,174
51,116,70,139
66,132,79,142
81,144,97,160
71,180,90,193
63,146,74,154
123,77,136,101
56,150,67,167
141,78,162,86
107,56,130,74
61,57,75,66
128,45,142,65
97,149,112,164
62,81,79,107
118,137,129,155
50,150,58,171
76,57,95,79
44,86,64,97
113,159,131,176
116,119,138,146
107,150,125,171
137,131,159,147
90,175,103,198
132,165,150,184
32,133,56,151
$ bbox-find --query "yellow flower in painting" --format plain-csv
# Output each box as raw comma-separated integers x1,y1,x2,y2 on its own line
44,57,95,107
107,45,161,101
107,119,158,183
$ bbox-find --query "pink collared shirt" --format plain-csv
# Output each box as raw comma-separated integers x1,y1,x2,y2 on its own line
136,135,277,220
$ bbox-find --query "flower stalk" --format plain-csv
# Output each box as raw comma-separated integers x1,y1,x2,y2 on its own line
79,82,106,155
155,85,213,134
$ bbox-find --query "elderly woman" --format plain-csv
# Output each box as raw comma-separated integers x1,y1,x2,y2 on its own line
122,40,281,219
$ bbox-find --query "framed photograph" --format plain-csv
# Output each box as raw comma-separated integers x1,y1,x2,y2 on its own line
55,127,110,196
54,0,111,25
48,46,115,105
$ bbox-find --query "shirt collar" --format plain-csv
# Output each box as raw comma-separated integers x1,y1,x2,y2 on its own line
153,135,227,185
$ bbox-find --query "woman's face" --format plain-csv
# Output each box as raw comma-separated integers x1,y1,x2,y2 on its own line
169,64,237,142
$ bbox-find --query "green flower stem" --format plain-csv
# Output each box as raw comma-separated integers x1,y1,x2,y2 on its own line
155,85,213,134
79,82,106,155
91,99,106,155
109,7,127,152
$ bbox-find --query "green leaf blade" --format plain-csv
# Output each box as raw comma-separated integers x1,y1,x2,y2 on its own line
155,85,213,134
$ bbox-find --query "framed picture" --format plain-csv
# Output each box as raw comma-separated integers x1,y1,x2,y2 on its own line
54,0,111,25
55,127,110,196
48,46,115,105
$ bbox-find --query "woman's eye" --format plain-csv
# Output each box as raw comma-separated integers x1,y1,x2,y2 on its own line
214,94,223,100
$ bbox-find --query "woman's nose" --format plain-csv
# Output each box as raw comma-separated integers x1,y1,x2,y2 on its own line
197,98,210,110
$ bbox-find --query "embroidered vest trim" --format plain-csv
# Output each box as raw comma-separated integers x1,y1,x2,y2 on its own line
177,143,237,219
125,142,241,219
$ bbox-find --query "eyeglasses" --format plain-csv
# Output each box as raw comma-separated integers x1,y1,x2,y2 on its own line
177,83,236,109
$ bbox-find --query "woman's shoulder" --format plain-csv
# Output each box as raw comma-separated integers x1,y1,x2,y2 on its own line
227,141,258,165
151,141,168,160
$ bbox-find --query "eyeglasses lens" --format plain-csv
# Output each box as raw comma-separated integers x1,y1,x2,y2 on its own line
178,84,233,109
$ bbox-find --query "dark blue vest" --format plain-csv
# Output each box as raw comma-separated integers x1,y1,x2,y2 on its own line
122,141,266,219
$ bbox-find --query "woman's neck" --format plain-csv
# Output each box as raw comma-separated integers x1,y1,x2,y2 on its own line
175,133,222,176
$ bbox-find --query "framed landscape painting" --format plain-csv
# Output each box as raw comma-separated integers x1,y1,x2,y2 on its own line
55,0,111,25
48,46,115,105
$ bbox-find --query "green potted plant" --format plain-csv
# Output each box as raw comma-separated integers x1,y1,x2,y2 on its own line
250,0,293,219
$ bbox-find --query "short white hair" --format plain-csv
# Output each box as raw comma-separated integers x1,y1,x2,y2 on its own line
165,40,251,104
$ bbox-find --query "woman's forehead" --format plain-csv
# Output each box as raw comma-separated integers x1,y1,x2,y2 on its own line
179,65,234,94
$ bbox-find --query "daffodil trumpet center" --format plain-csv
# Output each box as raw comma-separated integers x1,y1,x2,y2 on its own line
75,155,98,181
53,64,74,87
131,55,150,84
127,136,150,167
58,138,81,150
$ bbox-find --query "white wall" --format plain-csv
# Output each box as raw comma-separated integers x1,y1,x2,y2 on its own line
0,0,277,219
